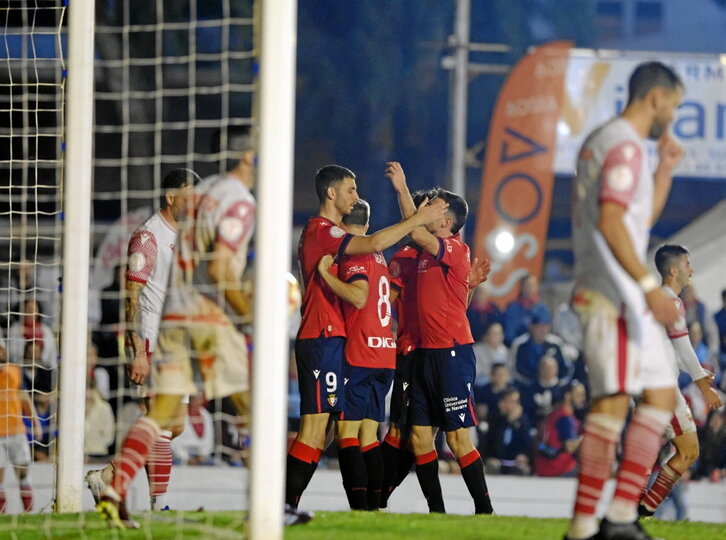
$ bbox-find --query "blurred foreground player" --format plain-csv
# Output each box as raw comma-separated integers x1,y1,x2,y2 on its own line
566,62,684,540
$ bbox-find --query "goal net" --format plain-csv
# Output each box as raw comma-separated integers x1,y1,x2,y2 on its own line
1,0,258,528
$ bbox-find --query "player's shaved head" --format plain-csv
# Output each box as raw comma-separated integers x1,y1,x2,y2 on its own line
342,199,370,228
315,164,356,204
627,61,683,105
654,244,688,278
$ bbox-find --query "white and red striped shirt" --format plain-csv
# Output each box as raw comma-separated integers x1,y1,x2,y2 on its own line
126,211,177,352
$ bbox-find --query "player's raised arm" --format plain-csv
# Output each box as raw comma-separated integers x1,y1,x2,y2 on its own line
317,254,368,309
385,161,416,219
344,197,447,255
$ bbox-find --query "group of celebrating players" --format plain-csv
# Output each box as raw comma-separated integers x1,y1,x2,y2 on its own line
85,59,723,540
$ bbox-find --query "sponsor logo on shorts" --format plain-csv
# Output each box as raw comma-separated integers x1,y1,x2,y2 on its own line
313,369,320,379
458,413,466,422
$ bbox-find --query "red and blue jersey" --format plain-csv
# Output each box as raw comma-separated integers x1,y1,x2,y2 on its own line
416,234,473,348
297,216,354,340
388,245,421,355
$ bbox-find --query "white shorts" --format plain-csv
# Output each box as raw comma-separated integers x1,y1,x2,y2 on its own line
0,433,31,467
664,391,697,440
154,321,249,399
573,288,676,399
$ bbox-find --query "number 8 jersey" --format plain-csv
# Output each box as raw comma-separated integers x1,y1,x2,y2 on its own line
339,251,396,369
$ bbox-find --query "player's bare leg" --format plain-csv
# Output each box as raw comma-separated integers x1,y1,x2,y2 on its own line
410,425,445,513
286,412,329,509
97,394,184,528
359,419,383,510
639,431,698,518
445,427,493,514
336,419,367,510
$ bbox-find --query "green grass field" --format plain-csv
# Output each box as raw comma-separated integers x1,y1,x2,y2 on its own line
0,511,724,540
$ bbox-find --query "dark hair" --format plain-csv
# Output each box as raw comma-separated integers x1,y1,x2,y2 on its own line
161,168,200,207
342,199,370,227
210,125,254,155
654,244,688,278
627,62,683,105
430,187,468,234
314,164,355,204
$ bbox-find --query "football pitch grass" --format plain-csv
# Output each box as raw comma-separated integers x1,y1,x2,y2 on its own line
0,510,725,539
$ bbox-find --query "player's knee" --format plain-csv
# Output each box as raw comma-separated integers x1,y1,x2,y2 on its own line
445,428,473,457
409,428,433,454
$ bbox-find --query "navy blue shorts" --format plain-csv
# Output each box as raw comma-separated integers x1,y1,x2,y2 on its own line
389,349,418,426
408,344,478,432
342,363,394,422
295,336,345,415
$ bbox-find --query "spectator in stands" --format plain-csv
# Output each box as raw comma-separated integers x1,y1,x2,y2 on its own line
680,285,710,344
692,409,726,482
552,300,583,351
533,381,583,477
520,355,566,428
688,321,712,372
29,392,53,462
467,283,503,343
484,388,532,475
84,378,115,459
510,304,573,386
472,322,508,389
571,378,589,424
7,299,58,394
503,273,549,346
172,394,215,466
474,363,515,423
714,289,726,374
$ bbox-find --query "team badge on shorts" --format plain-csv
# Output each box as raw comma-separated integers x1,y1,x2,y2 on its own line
327,394,338,407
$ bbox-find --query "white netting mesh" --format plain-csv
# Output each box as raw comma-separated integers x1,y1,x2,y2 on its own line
0,0,66,514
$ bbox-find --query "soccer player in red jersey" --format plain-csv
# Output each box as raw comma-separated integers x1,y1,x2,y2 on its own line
317,200,396,510
286,165,448,510
385,163,494,514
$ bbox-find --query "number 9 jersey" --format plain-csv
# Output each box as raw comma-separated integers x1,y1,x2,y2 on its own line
339,251,396,369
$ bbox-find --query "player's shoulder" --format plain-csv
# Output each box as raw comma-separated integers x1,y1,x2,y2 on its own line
308,216,346,239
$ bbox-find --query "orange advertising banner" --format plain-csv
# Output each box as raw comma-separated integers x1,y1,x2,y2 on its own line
473,41,572,308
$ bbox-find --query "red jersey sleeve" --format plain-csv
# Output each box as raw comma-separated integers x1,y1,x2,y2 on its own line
598,140,642,208
216,200,255,251
340,255,370,284
437,236,469,280
126,230,158,284
314,221,354,259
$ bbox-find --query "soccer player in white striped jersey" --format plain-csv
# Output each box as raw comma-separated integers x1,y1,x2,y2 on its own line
86,168,198,519
638,244,722,518
566,62,684,540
